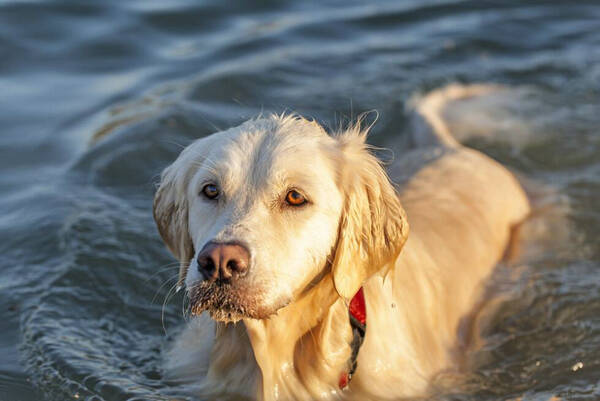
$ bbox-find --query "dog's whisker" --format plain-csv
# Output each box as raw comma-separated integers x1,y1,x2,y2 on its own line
161,281,179,336
143,263,181,285
151,274,179,305
163,139,188,151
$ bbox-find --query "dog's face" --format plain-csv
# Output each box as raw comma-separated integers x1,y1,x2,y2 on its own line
181,118,344,321
154,116,408,322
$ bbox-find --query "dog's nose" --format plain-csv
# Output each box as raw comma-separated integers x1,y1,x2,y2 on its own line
196,241,250,282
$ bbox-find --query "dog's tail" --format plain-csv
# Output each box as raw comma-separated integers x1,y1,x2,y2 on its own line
407,83,534,149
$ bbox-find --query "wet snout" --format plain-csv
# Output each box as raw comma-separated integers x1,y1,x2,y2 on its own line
196,241,250,282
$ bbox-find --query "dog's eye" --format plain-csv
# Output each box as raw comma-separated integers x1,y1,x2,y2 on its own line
201,184,220,200
285,190,306,206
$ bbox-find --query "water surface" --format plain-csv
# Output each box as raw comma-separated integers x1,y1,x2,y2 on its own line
0,1,599,400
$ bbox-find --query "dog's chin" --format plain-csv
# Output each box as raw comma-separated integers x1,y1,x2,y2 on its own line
188,281,286,323
206,308,246,323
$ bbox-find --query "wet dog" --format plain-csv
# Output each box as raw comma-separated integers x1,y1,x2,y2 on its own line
153,84,530,400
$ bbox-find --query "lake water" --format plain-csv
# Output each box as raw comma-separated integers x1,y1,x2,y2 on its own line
0,1,599,400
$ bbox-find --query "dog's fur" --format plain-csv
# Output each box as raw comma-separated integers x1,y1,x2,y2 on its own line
153,84,530,400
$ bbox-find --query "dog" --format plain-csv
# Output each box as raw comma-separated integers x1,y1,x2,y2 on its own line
153,84,530,400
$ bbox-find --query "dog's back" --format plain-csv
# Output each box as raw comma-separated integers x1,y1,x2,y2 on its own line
350,85,530,399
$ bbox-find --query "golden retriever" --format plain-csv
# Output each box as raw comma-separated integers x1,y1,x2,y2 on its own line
153,84,530,400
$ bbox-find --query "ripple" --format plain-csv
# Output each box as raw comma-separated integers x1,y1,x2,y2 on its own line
2,0,599,400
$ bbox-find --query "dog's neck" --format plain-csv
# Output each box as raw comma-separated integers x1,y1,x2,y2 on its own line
209,275,353,401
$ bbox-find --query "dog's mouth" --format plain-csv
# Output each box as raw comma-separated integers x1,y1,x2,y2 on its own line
188,280,272,323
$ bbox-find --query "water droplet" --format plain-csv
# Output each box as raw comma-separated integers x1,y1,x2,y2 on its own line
571,361,583,372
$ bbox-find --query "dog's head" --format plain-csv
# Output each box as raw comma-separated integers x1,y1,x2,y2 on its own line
154,115,408,322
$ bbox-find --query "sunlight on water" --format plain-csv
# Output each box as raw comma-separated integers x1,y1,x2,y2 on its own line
0,1,598,400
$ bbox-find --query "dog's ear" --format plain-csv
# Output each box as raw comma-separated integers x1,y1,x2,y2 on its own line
153,154,195,288
332,127,409,300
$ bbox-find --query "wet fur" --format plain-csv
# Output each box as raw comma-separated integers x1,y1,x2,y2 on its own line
154,84,532,400
189,280,273,322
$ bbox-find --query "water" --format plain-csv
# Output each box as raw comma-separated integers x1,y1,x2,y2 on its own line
0,1,599,400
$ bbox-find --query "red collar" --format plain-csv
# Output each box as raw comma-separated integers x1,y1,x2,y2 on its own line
339,287,366,389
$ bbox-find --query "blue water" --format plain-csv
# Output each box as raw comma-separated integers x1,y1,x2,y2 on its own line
1,1,599,400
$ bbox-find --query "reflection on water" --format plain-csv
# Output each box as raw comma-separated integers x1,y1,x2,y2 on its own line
0,1,598,400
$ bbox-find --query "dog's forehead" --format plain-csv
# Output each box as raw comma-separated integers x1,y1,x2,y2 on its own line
206,116,336,179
